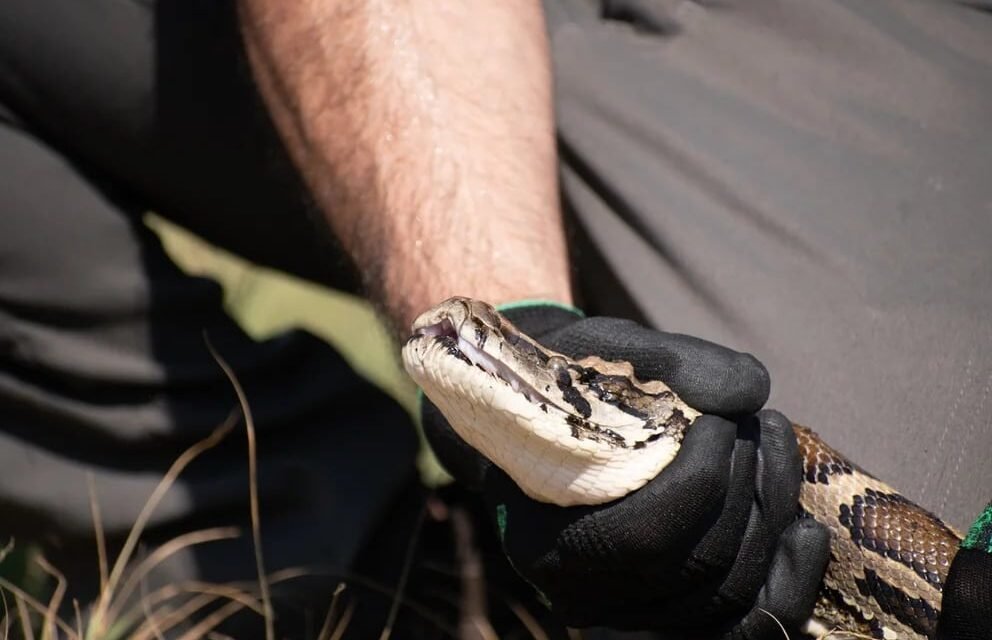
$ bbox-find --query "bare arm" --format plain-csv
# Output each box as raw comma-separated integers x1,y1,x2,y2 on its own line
238,0,573,333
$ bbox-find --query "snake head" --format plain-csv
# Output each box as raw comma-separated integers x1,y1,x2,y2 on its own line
402,297,699,505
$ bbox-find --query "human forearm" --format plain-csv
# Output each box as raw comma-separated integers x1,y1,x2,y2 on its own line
238,0,572,332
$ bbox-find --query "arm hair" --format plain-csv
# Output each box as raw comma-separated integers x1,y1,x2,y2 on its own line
238,0,573,333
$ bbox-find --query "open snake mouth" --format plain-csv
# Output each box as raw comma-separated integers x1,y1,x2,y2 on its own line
410,319,557,406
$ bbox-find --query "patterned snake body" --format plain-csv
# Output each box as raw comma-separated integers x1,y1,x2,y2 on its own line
402,298,961,639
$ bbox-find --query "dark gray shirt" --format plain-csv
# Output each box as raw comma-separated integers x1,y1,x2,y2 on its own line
549,0,992,529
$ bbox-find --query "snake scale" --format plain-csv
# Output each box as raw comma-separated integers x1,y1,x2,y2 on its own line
402,297,961,639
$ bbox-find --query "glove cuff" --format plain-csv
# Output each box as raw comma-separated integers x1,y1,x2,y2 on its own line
497,299,584,339
937,502,992,640
961,502,992,554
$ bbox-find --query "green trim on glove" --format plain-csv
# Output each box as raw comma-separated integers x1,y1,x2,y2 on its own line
496,299,585,317
496,503,509,541
962,502,992,554
414,388,425,427
496,503,552,609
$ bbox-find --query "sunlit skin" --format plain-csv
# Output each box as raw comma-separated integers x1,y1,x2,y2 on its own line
238,0,573,334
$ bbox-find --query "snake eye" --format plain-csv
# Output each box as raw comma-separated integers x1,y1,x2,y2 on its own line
548,356,569,379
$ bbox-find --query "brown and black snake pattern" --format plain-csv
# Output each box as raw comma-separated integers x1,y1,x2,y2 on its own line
795,426,960,638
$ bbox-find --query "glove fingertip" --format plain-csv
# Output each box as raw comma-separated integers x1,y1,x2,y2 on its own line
674,415,738,480
678,347,770,418
753,409,801,473
732,352,771,413
751,410,803,527
739,518,831,637
785,517,833,569
755,409,793,435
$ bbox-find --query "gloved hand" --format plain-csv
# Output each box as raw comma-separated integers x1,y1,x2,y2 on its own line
420,301,831,638
937,502,992,640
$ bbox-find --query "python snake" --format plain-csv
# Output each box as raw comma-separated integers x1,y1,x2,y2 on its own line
402,297,961,639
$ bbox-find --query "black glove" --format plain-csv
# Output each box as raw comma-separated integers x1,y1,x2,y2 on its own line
937,502,992,640
420,302,831,638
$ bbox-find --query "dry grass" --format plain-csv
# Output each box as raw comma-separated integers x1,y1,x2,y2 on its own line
204,339,273,640
0,422,266,639
0,353,357,640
